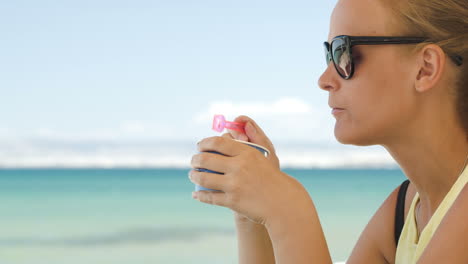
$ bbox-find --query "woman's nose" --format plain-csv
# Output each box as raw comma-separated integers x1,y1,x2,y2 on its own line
318,63,338,92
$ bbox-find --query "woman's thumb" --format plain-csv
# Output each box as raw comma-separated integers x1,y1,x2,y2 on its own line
244,122,257,141
233,115,274,152
235,116,279,168
244,121,272,153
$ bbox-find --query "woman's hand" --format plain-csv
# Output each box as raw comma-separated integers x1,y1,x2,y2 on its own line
224,115,280,170
189,115,308,226
221,115,280,223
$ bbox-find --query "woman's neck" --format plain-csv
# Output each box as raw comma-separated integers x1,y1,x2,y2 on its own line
382,123,468,223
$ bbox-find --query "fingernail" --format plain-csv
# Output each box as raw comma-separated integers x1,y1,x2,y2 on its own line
247,122,256,134
192,192,198,199
239,134,248,141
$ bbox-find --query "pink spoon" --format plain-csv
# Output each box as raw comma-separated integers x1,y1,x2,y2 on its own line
212,114,245,133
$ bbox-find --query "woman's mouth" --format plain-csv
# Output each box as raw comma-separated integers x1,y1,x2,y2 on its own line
331,108,345,116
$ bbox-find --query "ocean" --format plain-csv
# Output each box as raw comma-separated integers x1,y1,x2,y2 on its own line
0,168,406,263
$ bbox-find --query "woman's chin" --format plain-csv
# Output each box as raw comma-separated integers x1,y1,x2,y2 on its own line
334,125,376,146
334,131,355,145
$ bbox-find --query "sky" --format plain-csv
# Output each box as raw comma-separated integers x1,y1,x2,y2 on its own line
0,0,397,168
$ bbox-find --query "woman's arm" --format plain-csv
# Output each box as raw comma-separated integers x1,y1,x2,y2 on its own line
194,117,330,263
347,185,402,264
235,212,276,264
264,182,333,264
221,117,278,263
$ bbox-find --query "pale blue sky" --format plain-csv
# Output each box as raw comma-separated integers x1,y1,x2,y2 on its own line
1,0,337,139
0,0,396,168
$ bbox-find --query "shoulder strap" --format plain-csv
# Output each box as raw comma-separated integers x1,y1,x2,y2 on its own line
394,179,410,247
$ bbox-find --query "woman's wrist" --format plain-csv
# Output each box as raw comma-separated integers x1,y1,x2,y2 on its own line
234,211,264,228
264,191,332,264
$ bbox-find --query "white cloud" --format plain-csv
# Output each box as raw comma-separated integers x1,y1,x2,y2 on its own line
0,98,329,143
117,121,177,139
191,97,334,142
0,122,178,142
193,97,316,123
275,144,397,168
120,121,146,134
0,139,397,168
36,128,62,138
2,98,384,168
0,127,12,138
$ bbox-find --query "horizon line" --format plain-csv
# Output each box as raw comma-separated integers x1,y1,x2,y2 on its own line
0,165,400,170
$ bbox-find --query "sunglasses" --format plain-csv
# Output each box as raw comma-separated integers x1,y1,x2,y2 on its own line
324,35,464,80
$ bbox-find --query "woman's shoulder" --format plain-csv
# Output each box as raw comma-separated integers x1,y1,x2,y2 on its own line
347,179,417,264
350,179,468,263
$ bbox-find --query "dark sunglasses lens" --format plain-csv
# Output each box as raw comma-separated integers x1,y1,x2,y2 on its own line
331,38,352,78
324,44,331,65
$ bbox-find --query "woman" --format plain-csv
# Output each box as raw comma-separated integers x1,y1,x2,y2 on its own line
189,0,468,262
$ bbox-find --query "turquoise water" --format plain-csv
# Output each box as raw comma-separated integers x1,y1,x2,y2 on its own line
0,168,406,263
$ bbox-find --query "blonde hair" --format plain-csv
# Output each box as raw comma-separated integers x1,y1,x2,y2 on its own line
385,0,468,133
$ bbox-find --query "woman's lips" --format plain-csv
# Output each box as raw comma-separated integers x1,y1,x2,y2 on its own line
331,108,345,116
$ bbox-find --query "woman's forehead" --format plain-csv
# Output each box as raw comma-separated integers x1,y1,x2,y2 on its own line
327,0,398,41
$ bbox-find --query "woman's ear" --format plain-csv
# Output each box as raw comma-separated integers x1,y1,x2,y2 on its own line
414,44,446,93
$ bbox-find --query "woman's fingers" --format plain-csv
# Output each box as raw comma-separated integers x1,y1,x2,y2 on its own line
192,190,229,207
189,170,228,192
227,128,248,141
232,115,280,168
197,136,253,158
191,151,233,173
221,132,234,139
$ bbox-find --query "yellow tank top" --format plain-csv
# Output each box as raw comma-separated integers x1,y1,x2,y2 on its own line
395,164,468,263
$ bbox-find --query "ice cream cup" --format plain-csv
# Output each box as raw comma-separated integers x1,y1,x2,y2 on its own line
194,139,270,192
